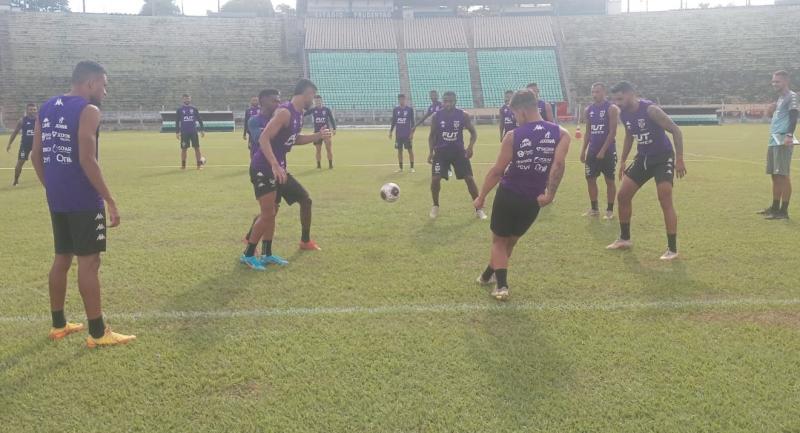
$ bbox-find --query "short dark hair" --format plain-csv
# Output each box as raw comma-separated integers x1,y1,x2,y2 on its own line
26,103,36,108
71,61,106,85
510,89,538,110
398,94,406,98
258,89,279,99
294,79,317,96
591,82,607,90
505,90,514,95
442,91,456,98
182,94,190,98
610,81,636,93
526,82,538,89
774,70,790,79
314,95,322,99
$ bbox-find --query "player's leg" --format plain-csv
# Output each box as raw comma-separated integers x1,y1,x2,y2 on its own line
243,191,277,269
314,142,322,169
397,147,404,172
47,212,85,339
13,159,25,186
585,176,599,216
760,147,781,215
192,134,202,169
430,175,442,217
278,174,320,251
407,144,415,172
604,174,617,219
324,137,333,169
608,175,640,249
656,181,679,259
77,253,134,347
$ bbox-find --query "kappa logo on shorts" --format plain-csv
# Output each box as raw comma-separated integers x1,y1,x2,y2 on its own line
96,234,105,241
258,183,266,187
638,119,646,129
257,172,264,177
269,178,276,186
94,213,103,221
96,224,105,231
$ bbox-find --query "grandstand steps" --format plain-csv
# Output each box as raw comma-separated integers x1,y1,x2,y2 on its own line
463,20,484,108
0,12,10,126
396,20,411,101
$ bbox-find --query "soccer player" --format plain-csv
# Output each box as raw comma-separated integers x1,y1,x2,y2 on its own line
389,93,415,173
414,89,443,128
6,103,37,186
240,79,329,270
757,70,797,219
30,61,135,347
580,83,619,219
243,96,260,145
606,81,686,260
306,95,337,169
175,93,205,170
499,90,516,141
427,91,486,219
526,83,554,122
474,89,570,301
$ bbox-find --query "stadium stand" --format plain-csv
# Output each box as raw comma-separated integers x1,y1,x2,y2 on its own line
304,18,396,50
0,13,302,122
472,16,556,48
403,18,468,50
407,51,474,109
308,52,401,109
558,6,800,105
477,49,564,106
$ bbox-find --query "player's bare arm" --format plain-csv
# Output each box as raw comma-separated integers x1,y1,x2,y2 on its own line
580,106,590,163
31,118,45,185
597,104,619,159
196,110,205,137
6,119,22,152
427,120,438,164
785,107,798,146
78,105,119,227
465,114,477,159
259,107,289,184
539,127,571,207
648,105,686,178
295,128,330,146
389,112,396,138
545,103,554,122
414,111,431,129
474,131,514,210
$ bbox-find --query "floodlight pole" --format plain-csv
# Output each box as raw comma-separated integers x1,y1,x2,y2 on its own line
82,0,86,12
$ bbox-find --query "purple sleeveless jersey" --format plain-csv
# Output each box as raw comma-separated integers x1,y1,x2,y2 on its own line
500,121,561,200
271,102,304,169
178,105,200,134
247,106,260,118
249,113,272,171
40,95,103,212
311,107,330,132
433,108,466,150
621,100,673,156
21,115,36,146
587,100,616,156
500,104,517,135
393,106,413,139
537,100,547,118
427,101,443,115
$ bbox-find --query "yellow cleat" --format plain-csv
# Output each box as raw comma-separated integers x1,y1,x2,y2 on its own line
86,327,136,349
49,322,85,340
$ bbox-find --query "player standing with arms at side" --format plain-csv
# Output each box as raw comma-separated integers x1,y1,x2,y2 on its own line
757,70,797,220
241,79,329,270
526,83,554,122
176,94,205,170
428,91,486,220
580,83,619,219
389,93,415,173
607,82,686,260
474,89,570,301
306,95,337,169
243,96,260,146
499,90,516,141
31,61,135,347
413,89,443,129
6,103,37,186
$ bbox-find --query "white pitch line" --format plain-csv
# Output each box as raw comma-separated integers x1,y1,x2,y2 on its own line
1,297,799,324
684,152,761,165
137,160,712,170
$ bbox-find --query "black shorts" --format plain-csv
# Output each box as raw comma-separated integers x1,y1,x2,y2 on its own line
180,132,200,149
250,167,309,205
432,147,472,180
585,152,617,179
624,152,675,186
490,186,541,237
18,142,32,161
395,138,412,150
51,210,107,256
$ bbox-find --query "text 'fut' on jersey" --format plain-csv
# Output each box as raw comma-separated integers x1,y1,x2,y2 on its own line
40,95,103,212
620,100,672,157
310,107,333,132
21,116,36,146
178,105,200,133
393,106,414,139
500,105,517,135
501,121,561,200
587,100,616,156
271,102,304,168
433,109,467,150
248,113,272,171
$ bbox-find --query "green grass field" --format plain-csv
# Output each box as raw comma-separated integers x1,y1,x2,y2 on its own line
1,124,799,432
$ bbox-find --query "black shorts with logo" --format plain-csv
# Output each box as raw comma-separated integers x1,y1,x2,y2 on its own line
490,186,541,238
249,167,309,205
585,152,617,179
51,210,107,256
395,138,412,150
180,132,200,149
624,152,675,186
432,147,472,180
18,141,33,161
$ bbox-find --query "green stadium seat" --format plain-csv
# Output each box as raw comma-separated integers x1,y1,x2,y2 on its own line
407,52,473,108
308,52,400,109
477,50,564,107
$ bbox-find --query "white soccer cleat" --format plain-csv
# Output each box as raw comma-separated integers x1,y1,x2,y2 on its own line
660,250,679,261
476,208,488,220
429,205,439,219
395,168,403,173
476,274,496,286
603,210,615,220
606,239,633,250
409,168,416,173
491,286,509,301
582,209,600,217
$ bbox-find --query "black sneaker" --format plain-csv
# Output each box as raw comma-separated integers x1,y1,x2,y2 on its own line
756,207,776,215
765,211,789,220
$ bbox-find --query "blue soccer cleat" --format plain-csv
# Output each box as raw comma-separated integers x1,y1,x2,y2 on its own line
261,255,289,266
240,254,266,271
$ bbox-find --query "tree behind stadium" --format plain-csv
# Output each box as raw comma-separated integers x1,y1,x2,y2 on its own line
139,0,181,16
11,0,70,12
221,0,275,17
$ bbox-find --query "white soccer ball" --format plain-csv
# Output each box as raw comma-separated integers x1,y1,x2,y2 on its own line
380,182,400,203
200,156,207,165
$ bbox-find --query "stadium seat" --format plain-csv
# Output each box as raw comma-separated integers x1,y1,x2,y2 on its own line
407,52,474,108
477,50,564,106
308,52,400,109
